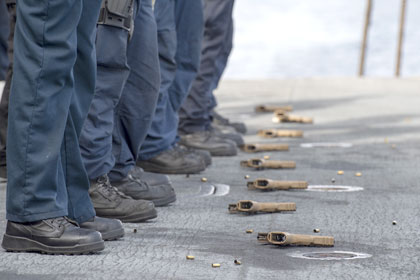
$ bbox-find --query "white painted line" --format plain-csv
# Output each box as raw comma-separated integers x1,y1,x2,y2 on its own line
306,185,364,192
198,184,216,197
212,184,230,196
288,251,372,260
300,142,353,148
198,184,230,197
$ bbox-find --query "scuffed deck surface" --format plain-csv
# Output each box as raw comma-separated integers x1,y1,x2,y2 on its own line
1,78,419,280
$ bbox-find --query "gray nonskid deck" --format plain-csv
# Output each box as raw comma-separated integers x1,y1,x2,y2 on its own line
1,78,419,280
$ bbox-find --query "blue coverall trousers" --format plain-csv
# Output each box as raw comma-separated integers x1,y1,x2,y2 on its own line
79,0,160,182
178,0,235,133
7,0,102,223
139,0,203,160
0,2,16,175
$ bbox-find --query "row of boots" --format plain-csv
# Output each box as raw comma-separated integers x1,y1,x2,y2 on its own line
2,113,246,254
138,111,246,174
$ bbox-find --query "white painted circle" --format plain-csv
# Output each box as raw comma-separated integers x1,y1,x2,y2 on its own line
212,184,230,196
300,143,353,148
306,185,364,192
288,251,372,261
198,183,230,197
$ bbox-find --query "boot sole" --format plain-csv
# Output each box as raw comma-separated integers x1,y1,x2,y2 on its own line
101,227,125,241
151,193,177,207
137,162,205,174
114,185,176,207
120,188,177,207
193,152,212,166
1,234,104,255
180,142,237,157
202,146,237,157
220,136,244,147
97,208,158,223
121,208,158,223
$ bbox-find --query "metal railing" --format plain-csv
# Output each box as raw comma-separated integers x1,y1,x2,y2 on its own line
358,0,407,77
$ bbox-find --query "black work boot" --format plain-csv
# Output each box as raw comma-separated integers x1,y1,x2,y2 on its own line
0,156,6,181
2,217,104,255
0,166,6,182
210,125,244,147
130,166,172,186
212,110,247,134
79,216,124,241
179,130,237,156
89,175,157,223
137,146,206,174
178,144,212,167
112,167,176,207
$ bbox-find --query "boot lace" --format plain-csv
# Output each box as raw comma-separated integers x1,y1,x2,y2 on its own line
47,217,77,229
96,175,130,200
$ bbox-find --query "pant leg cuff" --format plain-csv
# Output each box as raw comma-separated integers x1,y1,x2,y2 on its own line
72,207,96,224
6,209,68,223
138,143,174,161
108,164,133,182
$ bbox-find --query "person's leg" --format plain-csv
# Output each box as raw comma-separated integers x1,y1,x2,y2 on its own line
1,0,123,242
208,7,234,113
79,0,159,221
176,0,239,156
110,0,161,181
167,0,204,112
139,0,204,158
137,0,208,174
67,0,104,223
7,0,90,223
0,2,16,179
3,0,104,254
178,0,235,133
208,4,247,135
79,6,133,180
0,0,9,80
138,0,177,160
109,0,176,207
